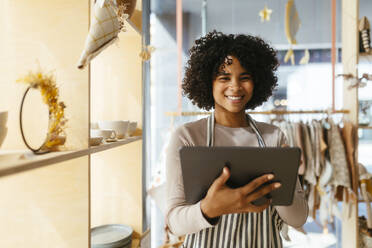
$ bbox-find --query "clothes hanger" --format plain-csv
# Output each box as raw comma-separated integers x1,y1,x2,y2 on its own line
322,109,332,130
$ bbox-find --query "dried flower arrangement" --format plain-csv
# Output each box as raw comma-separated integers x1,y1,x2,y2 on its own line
17,70,67,153
115,0,130,31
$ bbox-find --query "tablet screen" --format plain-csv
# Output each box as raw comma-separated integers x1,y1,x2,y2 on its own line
180,146,301,206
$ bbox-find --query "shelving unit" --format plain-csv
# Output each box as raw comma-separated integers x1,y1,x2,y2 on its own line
341,0,360,247
88,0,145,244
0,0,144,247
0,136,141,178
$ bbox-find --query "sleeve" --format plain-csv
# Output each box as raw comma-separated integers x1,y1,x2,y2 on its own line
274,128,309,228
165,127,219,236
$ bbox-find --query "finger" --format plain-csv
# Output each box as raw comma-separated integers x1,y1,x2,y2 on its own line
246,182,281,203
212,166,230,189
240,174,274,195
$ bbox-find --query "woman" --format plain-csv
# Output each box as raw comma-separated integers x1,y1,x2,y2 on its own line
166,31,308,248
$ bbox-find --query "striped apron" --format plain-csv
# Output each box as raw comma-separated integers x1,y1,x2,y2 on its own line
183,112,284,248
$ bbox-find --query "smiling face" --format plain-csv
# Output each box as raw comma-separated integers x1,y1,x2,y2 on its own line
212,56,254,114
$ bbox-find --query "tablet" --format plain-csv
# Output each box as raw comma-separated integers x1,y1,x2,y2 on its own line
179,146,301,206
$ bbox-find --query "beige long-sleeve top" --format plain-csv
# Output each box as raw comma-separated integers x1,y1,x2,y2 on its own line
165,117,308,236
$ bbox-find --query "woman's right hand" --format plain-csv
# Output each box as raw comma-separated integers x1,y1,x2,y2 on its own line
200,166,281,219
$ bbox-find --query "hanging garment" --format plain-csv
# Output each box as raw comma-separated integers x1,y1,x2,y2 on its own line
308,121,319,177
293,123,306,175
309,121,320,177
318,186,330,227
318,160,334,188
318,121,327,174
318,161,336,227
302,123,317,185
334,185,345,202
277,122,294,147
341,121,357,193
327,120,351,189
307,184,316,219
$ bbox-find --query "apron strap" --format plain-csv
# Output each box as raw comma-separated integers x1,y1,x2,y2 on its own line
207,111,215,147
246,114,266,147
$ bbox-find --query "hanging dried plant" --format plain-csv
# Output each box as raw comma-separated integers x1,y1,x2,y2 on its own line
140,45,156,61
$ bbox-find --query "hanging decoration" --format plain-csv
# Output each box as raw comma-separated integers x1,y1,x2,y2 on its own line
17,70,67,154
77,0,137,69
359,16,371,54
284,0,301,65
299,49,310,65
139,45,155,61
337,73,372,89
259,5,273,22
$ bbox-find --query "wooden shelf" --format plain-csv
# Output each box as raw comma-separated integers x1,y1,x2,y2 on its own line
359,126,372,129
360,52,372,56
89,136,141,154
0,136,142,178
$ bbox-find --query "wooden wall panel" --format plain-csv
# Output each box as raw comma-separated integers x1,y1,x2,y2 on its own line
91,141,142,233
0,157,89,247
90,25,143,128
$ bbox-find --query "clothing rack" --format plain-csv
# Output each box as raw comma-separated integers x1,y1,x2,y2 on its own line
165,109,350,117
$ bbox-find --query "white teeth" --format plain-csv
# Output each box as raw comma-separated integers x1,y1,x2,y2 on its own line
227,96,243,100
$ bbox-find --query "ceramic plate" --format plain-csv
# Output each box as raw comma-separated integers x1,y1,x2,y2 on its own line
91,224,132,248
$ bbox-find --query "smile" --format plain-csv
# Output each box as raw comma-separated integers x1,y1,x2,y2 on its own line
225,95,244,100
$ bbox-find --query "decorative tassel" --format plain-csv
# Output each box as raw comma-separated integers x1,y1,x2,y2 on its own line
359,16,371,53
299,49,310,65
284,48,295,65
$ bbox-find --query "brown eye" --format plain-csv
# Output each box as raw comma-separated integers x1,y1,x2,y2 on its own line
219,77,230,81
241,76,252,81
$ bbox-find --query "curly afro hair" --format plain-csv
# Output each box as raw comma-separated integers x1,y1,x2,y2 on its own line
182,30,279,111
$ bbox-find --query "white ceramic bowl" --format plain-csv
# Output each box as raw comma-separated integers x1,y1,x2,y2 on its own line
127,122,137,136
98,121,129,139
0,111,8,127
0,127,8,148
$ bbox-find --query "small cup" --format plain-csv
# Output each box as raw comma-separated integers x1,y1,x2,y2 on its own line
97,120,129,139
90,129,116,139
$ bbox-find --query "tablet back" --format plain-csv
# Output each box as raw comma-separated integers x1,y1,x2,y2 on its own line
179,146,301,206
